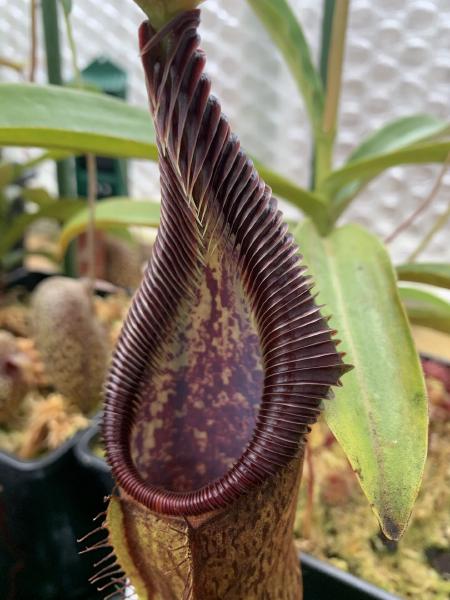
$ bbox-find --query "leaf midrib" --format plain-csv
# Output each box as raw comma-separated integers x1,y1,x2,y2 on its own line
322,235,386,489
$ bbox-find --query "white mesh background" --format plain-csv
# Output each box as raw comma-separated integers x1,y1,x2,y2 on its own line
1,0,449,262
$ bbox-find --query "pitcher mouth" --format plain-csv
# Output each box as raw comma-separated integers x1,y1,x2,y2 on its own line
102,10,349,517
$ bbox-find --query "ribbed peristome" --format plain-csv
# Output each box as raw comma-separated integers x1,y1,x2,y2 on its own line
103,9,348,518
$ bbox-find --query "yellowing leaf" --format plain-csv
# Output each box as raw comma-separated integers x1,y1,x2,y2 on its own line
296,220,428,539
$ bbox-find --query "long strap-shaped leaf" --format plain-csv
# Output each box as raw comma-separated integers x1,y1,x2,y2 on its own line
100,10,348,599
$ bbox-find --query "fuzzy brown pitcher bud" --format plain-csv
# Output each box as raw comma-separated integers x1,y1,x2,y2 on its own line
32,277,108,415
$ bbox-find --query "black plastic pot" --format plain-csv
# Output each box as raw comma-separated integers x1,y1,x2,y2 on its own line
0,428,110,600
74,418,113,493
301,553,401,599
1,271,107,598
0,272,124,599
3,267,52,292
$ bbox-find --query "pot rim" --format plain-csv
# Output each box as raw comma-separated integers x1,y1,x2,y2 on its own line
0,413,101,472
0,425,89,472
300,552,402,600
74,416,110,474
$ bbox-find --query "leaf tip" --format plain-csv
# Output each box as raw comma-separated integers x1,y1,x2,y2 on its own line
379,513,404,542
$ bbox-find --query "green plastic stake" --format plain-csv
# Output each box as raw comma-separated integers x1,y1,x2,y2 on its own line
41,0,77,275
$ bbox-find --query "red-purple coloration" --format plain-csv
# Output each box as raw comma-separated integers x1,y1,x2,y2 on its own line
103,10,348,516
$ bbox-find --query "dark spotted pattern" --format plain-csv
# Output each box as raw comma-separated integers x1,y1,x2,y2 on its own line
103,9,349,517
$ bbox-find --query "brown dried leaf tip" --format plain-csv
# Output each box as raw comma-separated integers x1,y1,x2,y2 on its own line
104,7,349,518
100,9,350,599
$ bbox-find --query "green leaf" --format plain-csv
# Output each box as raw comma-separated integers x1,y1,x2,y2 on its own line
0,162,17,187
324,140,450,219
59,198,160,255
0,200,85,258
246,0,324,133
397,263,450,290
133,0,205,27
399,286,450,334
59,0,72,15
347,115,449,164
255,161,327,225
21,187,56,207
330,116,450,218
0,83,158,160
23,149,75,169
296,220,428,540
0,151,74,190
